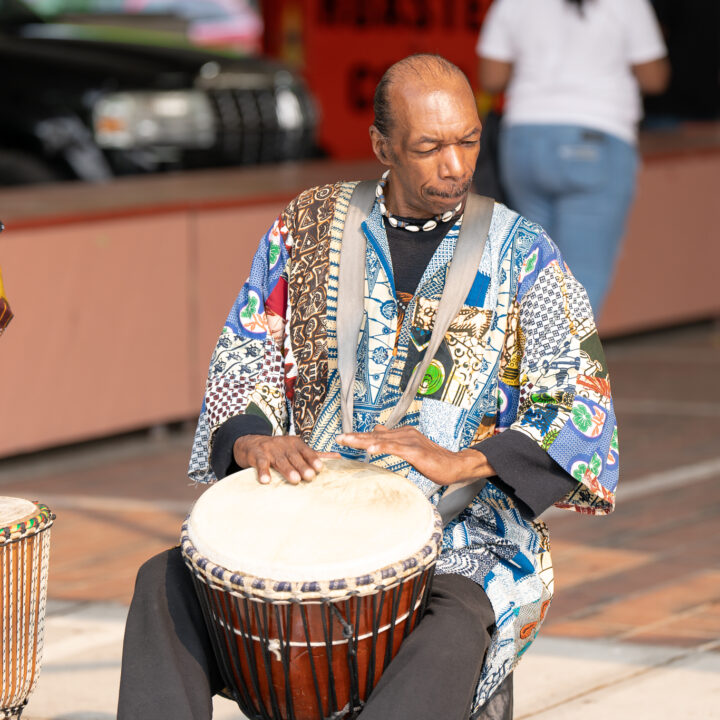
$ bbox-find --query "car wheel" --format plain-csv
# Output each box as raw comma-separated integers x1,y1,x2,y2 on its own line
0,150,62,186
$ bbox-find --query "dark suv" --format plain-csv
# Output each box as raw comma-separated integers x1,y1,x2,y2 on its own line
0,0,318,184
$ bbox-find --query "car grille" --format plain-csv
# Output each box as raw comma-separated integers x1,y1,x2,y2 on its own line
206,87,313,164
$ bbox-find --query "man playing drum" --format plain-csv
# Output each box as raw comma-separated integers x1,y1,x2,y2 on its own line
118,54,618,720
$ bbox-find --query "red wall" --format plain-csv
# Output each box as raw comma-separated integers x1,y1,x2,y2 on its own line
265,0,492,159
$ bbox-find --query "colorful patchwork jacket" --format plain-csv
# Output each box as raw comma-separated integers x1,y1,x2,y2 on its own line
188,182,619,710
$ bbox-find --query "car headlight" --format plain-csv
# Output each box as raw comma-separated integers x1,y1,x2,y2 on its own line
275,87,305,131
93,91,216,149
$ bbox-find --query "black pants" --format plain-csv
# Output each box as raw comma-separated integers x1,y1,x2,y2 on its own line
117,548,513,720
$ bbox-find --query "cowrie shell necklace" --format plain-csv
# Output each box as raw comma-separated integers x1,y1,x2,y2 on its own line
376,170,462,232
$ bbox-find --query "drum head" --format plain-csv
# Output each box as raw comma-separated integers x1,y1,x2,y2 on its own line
187,458,438,583
0,497,39,527
0,497,53,543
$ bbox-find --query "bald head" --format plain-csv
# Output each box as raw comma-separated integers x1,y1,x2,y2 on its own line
373,54,473,138
368,54,481,220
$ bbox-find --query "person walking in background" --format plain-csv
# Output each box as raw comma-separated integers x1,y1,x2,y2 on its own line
477,0,669,317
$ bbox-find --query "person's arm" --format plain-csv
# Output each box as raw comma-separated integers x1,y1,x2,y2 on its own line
632,57,670,95
488,232,619,516
478,58,513,95
338,424,497,488
472,430,577,519
188,212,295,484
476,0,516,94
626,0,669,95
189,202,340,486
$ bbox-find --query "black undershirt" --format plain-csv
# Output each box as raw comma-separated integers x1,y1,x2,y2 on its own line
384,214,453,298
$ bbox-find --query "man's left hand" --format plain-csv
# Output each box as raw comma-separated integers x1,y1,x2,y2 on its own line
337,425,495,486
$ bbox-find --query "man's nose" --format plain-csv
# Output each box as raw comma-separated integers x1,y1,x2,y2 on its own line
439,145,464,178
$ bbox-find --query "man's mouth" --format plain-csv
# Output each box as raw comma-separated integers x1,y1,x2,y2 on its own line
426,178,472,199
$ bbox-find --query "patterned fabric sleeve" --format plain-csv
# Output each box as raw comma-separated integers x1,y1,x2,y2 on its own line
188,214,295,484
497,232,619,514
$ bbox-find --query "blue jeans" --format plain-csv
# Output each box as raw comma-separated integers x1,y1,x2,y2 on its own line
499,124,638,316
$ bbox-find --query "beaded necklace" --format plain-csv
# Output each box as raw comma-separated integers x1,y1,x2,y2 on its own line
375,169,462,232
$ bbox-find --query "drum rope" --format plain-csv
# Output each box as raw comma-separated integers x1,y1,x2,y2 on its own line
385,585,402,671
333,600,361,717
255,601,283,719
275,602,298,720
328,602,355,641
366,590,382,697
299,600,325,719
231,589,277,719
209,600,421,649
1,545,7,707
10,532,17,706
239,595,270,716
404,573,423,641
319,600,339,714
33,530,51,697
19,534,27,701
26,533,39,698
194,580,252,717
27,536,37,698
224,594,258,716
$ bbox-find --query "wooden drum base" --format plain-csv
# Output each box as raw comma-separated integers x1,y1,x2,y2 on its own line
192,568,435,720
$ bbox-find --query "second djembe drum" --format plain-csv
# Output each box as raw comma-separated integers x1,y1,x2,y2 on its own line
181,458,441,720
1,498,54,720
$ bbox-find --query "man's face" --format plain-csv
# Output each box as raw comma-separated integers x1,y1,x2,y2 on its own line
372,75,482,218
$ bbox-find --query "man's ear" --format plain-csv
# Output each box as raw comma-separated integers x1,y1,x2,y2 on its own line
369,125,392,167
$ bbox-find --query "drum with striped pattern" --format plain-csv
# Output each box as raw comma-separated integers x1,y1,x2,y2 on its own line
1,498,54,720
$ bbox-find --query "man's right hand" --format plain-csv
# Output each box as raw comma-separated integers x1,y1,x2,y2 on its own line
233,435,339,485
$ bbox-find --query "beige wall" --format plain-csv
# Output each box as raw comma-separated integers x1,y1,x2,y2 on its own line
1,152,718,457
601,151,720,334
0,202,282,456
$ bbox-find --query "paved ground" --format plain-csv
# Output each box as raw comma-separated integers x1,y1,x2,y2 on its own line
1,322,719,719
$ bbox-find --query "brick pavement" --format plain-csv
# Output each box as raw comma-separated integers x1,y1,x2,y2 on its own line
1,322,719,718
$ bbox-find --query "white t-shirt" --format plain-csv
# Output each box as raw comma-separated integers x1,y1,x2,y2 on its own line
477,0,667,143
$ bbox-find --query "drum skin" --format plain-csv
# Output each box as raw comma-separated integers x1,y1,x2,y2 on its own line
0,498,54,719
182,459,441,720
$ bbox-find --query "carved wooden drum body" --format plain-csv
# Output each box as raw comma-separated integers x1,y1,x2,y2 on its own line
1,498,54,720
181,458,441,720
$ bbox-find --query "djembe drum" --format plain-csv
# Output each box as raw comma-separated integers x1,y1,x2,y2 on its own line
0,498,54,720
181,458,441,720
